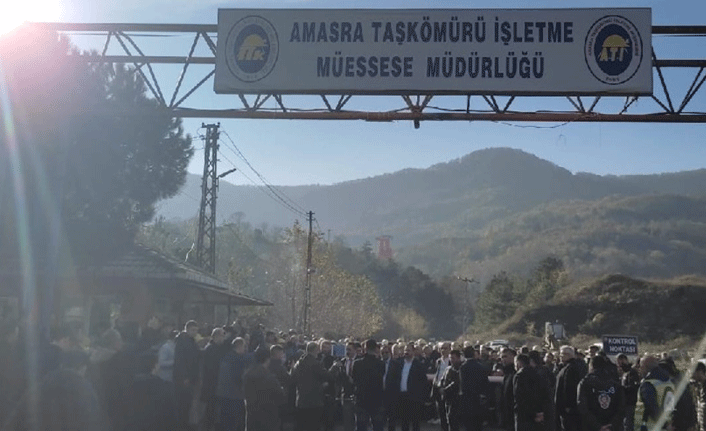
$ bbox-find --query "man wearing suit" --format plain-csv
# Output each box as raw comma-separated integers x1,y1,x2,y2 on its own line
352,339,386,431
459,346,490,431
334,342,358,431
384,344,403,431
391,343,428,431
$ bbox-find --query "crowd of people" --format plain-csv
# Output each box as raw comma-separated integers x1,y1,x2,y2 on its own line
1,318,705,431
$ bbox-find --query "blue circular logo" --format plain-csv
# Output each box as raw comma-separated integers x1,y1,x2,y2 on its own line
585,16,643,85
225,16,279,83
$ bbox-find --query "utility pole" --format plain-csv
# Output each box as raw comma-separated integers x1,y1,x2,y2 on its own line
303,211,314,335
196,123,220,274
457,276,478,332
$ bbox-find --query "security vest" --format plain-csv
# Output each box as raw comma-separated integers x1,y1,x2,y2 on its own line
634,378,676,431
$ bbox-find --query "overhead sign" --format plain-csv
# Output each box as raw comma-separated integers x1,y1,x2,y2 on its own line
215,8,652,95
602,335,639,356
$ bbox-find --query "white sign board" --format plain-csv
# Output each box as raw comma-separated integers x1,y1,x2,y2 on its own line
215,8,652,95
602,335,639,356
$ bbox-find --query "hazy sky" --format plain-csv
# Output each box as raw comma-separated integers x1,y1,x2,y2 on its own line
41,0,706,186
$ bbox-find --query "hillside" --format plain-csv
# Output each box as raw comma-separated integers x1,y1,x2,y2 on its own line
400,193,706,279
157,147,706,280
496,274,706,343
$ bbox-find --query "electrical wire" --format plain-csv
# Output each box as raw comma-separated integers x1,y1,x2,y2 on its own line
220,129,308,218
216,148,304,220
220,130,307,217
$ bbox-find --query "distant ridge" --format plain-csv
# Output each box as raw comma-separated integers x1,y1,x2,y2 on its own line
157,147,706,279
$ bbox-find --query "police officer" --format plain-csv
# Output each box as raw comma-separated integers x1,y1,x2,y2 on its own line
634,355,676,431
578,355,625,431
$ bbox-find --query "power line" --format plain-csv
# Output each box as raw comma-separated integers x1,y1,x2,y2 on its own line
223,136,306,216
220,130,307,217
216,148,303,219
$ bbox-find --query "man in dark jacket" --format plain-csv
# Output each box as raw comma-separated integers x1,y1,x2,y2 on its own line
577,355,625,431
441,349,464,431
389,343,428,431
352,339,386,431
124,351,178,431
514,354,545,431
199,328,227,431
174,320,201,431
618,354,640,431
291,341,332,431
556,346,587,431
269,344,293,428
384,344,404,431
460,346,490,431
243,346,286,431
530,350,556,431
216,337,252,431
334,341,358,431
501,348,518,431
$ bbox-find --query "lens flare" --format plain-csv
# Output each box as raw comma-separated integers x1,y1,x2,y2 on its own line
0,59,41,429
0,0,61,35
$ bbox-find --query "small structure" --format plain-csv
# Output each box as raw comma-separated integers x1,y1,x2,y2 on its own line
0,244,272,336
376,235,393,260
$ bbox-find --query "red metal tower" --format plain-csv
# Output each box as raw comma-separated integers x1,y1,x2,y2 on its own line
376,235,393,260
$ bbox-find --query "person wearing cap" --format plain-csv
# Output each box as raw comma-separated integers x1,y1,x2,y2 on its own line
577,355,625,431
243,346,286,431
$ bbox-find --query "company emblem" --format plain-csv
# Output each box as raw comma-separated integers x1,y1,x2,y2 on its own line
585,15,643,85
225,16,279,83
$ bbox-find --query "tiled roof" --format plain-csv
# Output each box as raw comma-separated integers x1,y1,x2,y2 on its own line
93,244,272,306
0,245,272,306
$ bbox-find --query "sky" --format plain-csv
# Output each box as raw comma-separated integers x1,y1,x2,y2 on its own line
10,0,706,187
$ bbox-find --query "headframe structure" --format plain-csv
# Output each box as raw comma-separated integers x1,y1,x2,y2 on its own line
32,22,706,126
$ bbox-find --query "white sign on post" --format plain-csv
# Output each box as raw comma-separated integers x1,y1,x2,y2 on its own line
215,8,652,95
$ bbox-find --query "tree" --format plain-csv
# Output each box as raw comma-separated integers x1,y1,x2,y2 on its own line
0,26,193,335
475,271,521,328
1,26,193,262
261,222,383,338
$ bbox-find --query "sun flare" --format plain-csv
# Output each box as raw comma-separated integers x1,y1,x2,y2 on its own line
0,0,61,35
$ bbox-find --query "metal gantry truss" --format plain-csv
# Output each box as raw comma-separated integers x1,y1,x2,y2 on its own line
36,22,706,125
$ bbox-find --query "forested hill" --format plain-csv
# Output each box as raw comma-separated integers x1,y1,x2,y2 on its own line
157,147,706,279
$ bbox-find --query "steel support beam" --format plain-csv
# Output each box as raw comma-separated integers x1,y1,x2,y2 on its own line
31,22,706,124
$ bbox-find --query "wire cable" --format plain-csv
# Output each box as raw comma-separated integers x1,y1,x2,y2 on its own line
220,130,307,217
216,148,303,220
